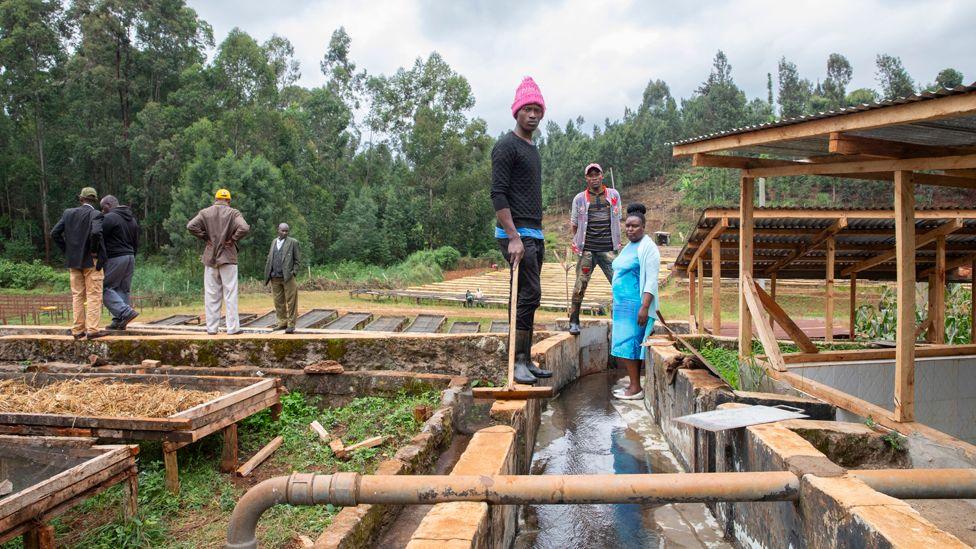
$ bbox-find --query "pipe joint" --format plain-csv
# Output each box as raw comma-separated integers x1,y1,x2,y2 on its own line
329,472,360,507
285,473,318,506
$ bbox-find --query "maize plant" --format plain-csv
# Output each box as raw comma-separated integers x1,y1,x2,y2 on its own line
854,284,973,343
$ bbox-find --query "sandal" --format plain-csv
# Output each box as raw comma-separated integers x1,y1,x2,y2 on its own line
612,387,645,400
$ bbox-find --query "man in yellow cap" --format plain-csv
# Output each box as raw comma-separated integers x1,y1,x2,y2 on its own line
187,189,250,335
51,187,107,339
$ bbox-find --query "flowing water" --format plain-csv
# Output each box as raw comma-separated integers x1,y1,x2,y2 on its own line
515,371,662,548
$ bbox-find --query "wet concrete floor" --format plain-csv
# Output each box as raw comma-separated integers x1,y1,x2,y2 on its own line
515,371,730,549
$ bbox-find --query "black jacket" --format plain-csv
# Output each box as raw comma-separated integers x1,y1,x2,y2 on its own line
51,204,105,270
102,206,139,258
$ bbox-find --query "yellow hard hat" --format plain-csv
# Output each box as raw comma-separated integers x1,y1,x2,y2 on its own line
215,188,231,200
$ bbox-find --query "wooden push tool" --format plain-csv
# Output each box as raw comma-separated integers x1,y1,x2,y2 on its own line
472,260,554,400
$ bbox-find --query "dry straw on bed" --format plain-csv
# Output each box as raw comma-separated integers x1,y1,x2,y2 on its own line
0,378,222,418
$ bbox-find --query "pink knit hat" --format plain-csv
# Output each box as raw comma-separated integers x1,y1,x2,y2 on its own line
511,77,545,118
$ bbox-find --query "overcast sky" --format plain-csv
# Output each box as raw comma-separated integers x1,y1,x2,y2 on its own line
187,0,975,137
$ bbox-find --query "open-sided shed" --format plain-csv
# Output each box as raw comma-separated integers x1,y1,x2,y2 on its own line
671,83,976,447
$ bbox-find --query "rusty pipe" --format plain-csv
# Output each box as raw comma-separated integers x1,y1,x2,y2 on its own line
853,468,976,500
225,469,976,548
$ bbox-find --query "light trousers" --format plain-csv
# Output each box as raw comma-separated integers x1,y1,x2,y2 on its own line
204,264,239,334
70,267,104,335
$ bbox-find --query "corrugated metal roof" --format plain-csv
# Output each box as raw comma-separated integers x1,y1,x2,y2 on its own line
674,207,976,281
668,83,976,148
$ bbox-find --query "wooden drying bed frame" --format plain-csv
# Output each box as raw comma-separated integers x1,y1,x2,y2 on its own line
0,436,138,548
0,372,283,494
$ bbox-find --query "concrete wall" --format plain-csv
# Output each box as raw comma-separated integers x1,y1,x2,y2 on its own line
791,355,976,444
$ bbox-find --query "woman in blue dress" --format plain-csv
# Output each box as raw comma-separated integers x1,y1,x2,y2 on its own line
611,203,660,400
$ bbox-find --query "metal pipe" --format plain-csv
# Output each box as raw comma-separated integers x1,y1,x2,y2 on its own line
853,468,976,500
225,469,976,548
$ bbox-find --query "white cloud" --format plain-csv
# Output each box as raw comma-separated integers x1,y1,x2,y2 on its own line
187,0,976,137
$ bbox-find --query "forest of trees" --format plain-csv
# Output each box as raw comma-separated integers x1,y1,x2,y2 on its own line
1,0,969,276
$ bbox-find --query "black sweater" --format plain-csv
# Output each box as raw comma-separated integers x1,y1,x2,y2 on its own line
102,206,139,258
490,131,543,231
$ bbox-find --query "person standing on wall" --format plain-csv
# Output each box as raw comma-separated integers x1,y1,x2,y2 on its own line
187,189,250,336
264,223,300,333
490,76,553,385
99,195,140,330
610,203,660,399
567,163,622,335
51,187,107,340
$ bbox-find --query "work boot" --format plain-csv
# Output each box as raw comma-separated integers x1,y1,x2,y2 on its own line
567,306,581,336
513,329,537,384
518,329,552,379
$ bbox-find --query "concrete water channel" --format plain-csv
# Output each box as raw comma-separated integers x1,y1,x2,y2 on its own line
516,371,730,548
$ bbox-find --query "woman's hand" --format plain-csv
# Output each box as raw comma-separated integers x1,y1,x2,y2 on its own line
637,304,649,326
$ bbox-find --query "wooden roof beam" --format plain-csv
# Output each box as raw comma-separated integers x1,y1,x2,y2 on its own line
919,252,976,278
702,208,976,220
671,91,976,157
686,217,729,269
841,219,963,276
764,218,848,275
743,154,976,179
829,132,976,158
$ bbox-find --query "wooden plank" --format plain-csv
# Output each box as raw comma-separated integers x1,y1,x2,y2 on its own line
744,153,976,179
220,423,238,473
825,236,835,343
741,273,785,372
182,392,280,446
766,218,847,276
696,257,704,333
778,370,896,422
894,170,916,423
688,263,697,332
686,217,729,268
172,378,276,422
335,436,386,460
309,421,330,442
849,275,857,340
915,317,933,340
739,176,755,358
711,239,722,333
703,208,976,220
841,218,962,276
23,523,54,549
919,251,976,277
829,132,976,159
236,436,283,477
692,153,799,169
783,343,976,364
671,92,976,157
753,282,818,354
163,445,179,494
928,236,946,344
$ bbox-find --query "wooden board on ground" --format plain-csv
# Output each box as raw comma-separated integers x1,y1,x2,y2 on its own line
242,311,277,328
363,316,408,332
489,320,509,334
295,309,338,329
403,314,446,333
148,314,199,326
0,436,138,546
236,436,282,477
323,312,373,331
448,321,480,334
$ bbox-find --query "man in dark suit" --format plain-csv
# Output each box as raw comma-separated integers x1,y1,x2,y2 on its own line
264,223,301,333
51,187,106,339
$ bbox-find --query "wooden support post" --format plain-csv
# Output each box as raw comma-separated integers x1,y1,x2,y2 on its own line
123,473,139,519
162,443,180,495
689,265,697,332
894,171,916,422
768,273,777,330
972,258,976,344
271,402,283,421
741,273,785,372
23,524,55,549
711,239,721,334
754,281,818,354
825,236,836,343
928,236,946,344
849,275,857,340
739,176,755,358
697,257,705,332
220,423,239,473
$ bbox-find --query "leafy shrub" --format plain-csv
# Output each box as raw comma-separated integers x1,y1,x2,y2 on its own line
0,260,69,291
431,246,461,270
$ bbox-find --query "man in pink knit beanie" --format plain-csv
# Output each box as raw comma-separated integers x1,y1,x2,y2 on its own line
489,77,552,384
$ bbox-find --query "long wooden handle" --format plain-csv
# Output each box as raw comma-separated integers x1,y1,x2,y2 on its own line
507,260,520,388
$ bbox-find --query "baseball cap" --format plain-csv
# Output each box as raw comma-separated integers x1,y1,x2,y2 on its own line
215,189,231,200
79,187,98,199
584,163,603,175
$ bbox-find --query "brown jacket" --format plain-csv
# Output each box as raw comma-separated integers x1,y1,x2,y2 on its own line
187,203,250,267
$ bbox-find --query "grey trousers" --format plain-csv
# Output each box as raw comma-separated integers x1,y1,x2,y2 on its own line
103,255,136,322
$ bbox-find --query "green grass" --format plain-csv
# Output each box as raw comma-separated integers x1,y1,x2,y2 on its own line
1,390,441,549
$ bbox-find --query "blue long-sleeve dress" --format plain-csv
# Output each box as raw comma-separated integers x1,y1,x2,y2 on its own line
610,235,660,360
